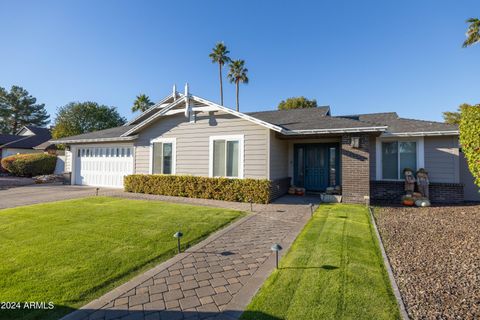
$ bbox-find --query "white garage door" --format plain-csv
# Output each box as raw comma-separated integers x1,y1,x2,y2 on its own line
75,146,134,188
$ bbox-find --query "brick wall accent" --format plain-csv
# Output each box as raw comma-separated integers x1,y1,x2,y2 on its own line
269,177,291,201
370,180,464,204
341,134,371,204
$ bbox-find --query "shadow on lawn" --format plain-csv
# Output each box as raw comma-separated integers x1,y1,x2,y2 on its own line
280,264,339,270
1,307,282,320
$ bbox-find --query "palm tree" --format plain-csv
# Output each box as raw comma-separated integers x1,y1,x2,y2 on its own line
209,42,231,106
131,94,154,113
227,60,249,112
463,18,480,47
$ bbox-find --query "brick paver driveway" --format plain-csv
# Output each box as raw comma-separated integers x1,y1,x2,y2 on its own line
62,195,318,320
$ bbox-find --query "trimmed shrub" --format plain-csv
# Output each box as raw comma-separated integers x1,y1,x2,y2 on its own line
1,153,57,177
124,174,271,204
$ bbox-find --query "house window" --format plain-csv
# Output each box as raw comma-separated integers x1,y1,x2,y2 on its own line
210,135,243,178
151,138,176,174
381,141,417,179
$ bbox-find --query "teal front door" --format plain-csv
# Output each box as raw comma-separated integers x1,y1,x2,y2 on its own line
294,144,339,191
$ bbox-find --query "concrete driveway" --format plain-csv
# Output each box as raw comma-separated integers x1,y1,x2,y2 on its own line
0,184,116,209
0,176,35,190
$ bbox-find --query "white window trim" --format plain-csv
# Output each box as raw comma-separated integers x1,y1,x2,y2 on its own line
376,136,424,181
208,135,244,178
149,137,177,174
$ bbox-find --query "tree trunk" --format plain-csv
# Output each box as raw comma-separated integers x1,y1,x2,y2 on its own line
236,81,239,112
12,104,18,134
219,63,223,106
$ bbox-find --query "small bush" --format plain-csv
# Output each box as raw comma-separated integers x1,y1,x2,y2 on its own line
1,153,57,177
124,174,271,204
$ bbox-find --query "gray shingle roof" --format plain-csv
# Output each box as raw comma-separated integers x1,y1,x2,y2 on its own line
0,134,21,145
247,107,386,131
50,107,458,144
51,125,135,142
0,126,52,149
339,112,458,134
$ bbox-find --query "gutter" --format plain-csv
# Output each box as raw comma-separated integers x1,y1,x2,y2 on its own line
381,130,459,137
49,135,138,144
281,126,388,135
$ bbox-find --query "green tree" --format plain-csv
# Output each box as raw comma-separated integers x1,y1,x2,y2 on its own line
209,42,231,106
463,18,480,47
443,107,463,125
0,85,49,134
52,102,126,139
131,94,154,113
459,104,480,187
278,96,318,110
227,59,249,112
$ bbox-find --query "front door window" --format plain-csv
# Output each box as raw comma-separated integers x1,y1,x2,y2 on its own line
294,144,339,191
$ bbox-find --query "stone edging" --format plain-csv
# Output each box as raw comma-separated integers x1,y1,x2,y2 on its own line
368,206,409,320
60,212,256,320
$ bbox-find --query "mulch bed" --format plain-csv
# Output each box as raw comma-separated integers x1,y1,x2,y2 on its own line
374,205,480,319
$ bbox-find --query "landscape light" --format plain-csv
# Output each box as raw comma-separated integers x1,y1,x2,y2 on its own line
173,231,183,253
271,243,283,269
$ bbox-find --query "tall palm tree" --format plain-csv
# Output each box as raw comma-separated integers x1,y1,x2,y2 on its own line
209,42,231,106
227,60,249,112
131,94,154,113
463,18,480,47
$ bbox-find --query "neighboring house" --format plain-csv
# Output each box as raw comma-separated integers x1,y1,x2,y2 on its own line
51,88,480,203
0,126,54,159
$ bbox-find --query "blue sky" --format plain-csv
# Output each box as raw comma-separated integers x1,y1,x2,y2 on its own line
1,0,479,123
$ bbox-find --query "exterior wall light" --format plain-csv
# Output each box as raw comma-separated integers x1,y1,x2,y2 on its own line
351,136,360,148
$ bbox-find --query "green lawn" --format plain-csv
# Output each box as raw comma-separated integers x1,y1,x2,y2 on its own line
0,196,244,320
242,204,400,320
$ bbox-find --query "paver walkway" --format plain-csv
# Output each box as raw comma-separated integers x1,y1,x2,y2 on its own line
62,194,318,320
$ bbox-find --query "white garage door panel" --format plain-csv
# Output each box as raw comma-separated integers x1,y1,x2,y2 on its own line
75,146,133,188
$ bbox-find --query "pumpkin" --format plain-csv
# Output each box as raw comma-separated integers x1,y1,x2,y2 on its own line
415,199,431,207
403,199,415,206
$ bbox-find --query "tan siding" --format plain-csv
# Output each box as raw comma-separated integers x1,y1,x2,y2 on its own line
424,136,460,183
269,131,289,179
135,146,150,174
134,112,268,178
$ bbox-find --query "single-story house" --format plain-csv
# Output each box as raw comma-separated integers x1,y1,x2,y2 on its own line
51,87,480,203
0,126,54,159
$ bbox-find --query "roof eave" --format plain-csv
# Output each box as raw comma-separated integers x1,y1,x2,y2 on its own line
124,92,183,126
282,126,388,135
50,135,138,144
121,94,286,137
381,130,459,137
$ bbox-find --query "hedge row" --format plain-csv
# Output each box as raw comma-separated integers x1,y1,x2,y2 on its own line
124,174,271,204
1,153,57,177
460,104,480,187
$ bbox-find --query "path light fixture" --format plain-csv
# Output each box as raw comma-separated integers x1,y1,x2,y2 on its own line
95,188,99,196
249,198,253,212
173,231,183,253
309,203,314,217
271,243,283,269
